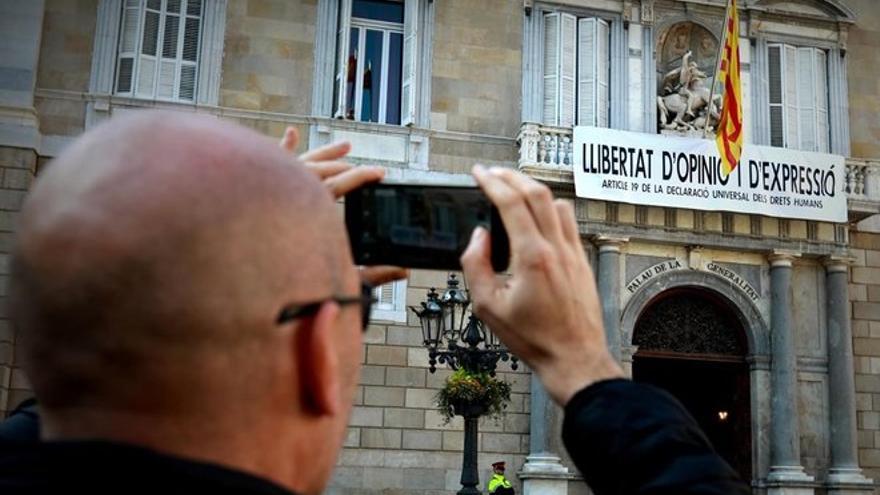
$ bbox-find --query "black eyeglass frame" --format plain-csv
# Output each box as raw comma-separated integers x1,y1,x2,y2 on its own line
276,282,376,331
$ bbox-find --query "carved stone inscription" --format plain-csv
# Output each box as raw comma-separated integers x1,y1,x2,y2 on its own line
626,259,685,294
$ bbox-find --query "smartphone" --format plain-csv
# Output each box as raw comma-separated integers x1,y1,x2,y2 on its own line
345,183,510,272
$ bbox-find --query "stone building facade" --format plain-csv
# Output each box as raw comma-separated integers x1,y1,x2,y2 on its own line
0,1,879,494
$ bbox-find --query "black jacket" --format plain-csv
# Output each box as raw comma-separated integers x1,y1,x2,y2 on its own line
563,379,750,494
0,380,747,494
0,440,296,495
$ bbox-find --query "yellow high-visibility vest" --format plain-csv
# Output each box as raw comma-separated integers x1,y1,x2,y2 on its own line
487,473,513,493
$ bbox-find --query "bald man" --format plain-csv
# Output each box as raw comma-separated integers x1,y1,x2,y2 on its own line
1,111,746,495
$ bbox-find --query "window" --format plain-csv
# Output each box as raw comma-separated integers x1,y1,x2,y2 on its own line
767,44,829,152
116,0,203,102
334,0,413,125
542,12,609,127
371,279,407,323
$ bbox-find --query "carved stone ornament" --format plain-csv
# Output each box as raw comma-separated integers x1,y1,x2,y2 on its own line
656,22,721,137
641,0,654,25
633,291,746,356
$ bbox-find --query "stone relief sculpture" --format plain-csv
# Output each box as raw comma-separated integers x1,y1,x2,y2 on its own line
656,22,721,136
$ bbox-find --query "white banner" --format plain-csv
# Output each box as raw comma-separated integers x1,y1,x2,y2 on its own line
573,127,847,222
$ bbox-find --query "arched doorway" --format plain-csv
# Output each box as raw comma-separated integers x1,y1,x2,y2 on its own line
632,287,752,482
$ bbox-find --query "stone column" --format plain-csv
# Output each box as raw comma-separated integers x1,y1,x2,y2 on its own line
520,379,570,495
767,251,814,495
594,236,628,362
824,257,873,494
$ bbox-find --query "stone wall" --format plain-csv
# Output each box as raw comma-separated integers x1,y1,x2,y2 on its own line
0,147,37,414
221,0,317,114
430,0,521,137
844,0,880,159
851,230,880,482
327,269,531,494
34,0,96,137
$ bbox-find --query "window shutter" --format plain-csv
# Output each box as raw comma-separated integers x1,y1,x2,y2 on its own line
596,19,609,127
577,18,609,127
334,0,353,118
559,13,576,127
400,0,419,126
116,0,142,94
141,8,160,56
370,279,408,322
542,13,560,125
158,60,176,99
179,3,201,101
768,44,783,147
576,18,596,126
797,47,816,151
374,283,396,311
136,57,156,97
162,11,179,58
783,44,798,149
136,6,160,97
187,0,201,16
815,49,829,153
182,16,200,61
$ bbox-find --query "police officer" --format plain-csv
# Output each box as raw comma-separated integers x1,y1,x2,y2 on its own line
487,461,514,495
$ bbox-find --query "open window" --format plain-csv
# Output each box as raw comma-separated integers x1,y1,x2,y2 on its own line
333,0,419,126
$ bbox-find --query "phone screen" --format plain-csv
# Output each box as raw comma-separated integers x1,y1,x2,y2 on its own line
346,184,509,271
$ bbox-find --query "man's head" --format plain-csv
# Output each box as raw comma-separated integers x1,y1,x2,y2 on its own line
492,461,506,474
10,111,363,493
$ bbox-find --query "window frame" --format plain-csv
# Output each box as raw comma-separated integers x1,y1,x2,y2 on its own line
88,0,226,123
522,3,627,130
114,0,203,102
766,42,830,153
313,0,433,129
371,279,408,323
540,11,611,129
752,25,849,156
344,15,404,125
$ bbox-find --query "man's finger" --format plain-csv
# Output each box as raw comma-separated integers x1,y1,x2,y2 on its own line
361,266,408,286
473,166,541,253
494,168,563,245
555,199,580,248
306,161,351,179
301,141,352,162
460,226,501,317
279,126,299,153
323,166,385,198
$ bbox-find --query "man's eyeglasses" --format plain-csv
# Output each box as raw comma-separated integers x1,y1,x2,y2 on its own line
277,282,376,332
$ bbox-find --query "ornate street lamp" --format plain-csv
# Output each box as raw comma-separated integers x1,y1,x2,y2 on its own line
410,274,518,495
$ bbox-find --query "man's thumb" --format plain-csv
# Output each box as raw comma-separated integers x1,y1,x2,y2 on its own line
461,227,496,309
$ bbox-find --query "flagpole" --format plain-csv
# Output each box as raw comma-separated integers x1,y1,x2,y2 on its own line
702,0,733,140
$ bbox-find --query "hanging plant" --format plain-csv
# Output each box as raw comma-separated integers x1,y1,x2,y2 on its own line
436,369,512,423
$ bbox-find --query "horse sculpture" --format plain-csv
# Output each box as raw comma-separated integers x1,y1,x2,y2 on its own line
657,50,720,132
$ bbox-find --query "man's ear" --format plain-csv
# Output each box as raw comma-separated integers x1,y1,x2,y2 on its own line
294,301,342,416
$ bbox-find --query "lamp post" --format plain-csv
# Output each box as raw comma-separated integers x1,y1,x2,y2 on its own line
411,274,518,495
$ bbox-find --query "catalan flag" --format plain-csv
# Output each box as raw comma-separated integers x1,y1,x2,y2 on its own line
715,0,743,177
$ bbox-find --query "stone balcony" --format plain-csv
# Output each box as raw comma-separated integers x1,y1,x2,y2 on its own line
846,158,880,221
516,123,880,222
